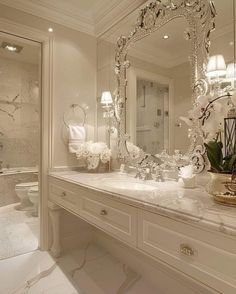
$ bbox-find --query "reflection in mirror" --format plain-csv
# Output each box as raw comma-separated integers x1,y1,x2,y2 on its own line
125,17,191,155
97,0,234,170
196,0,235,143
136,80,169,154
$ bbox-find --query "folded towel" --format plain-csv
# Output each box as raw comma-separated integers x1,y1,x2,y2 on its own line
68,125,86,153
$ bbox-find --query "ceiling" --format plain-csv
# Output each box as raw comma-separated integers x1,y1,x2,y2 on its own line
0,0,234,68
0,0,147,36
99,0,235,68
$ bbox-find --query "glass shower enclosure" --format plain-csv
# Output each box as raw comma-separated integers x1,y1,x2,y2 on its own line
0,31,41,259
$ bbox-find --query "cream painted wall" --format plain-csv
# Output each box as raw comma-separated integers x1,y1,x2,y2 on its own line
169,62,192,153
0,3,97,167
97,39,116,144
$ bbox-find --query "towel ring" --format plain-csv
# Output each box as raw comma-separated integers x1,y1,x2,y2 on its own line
63,104,87,128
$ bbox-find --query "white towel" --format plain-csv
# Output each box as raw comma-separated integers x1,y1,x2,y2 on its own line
68,125,86,153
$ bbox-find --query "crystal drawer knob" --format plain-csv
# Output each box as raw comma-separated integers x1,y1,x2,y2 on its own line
180,244,194,256
61,191,66,197
100,209,108,216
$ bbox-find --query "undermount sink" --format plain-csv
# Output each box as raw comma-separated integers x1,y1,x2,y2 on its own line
102,178,157,191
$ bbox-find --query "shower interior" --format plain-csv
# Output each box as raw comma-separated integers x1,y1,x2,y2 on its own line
136,79,169,154
0,32,41,259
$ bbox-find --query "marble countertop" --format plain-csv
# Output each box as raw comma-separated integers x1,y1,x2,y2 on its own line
49,170,236,237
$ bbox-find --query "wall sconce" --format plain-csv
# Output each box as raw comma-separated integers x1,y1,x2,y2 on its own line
226,63,236,89
101,91,113,106
206,55,227,78
206,55,227,94
100,91,114,148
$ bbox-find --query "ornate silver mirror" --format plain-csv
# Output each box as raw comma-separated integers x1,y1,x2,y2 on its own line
114,0,216,171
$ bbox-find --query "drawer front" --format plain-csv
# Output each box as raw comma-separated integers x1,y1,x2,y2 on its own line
139,211,236,293
80,194,137,245
49,182,81,214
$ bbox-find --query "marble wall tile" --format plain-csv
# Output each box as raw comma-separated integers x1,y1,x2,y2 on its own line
0,55,39,169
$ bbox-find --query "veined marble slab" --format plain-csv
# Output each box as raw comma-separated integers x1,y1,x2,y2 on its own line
0,203,39,260
0,245,158,294
49,171,236,237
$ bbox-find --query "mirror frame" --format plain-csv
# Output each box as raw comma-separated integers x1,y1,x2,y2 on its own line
114,0,216,172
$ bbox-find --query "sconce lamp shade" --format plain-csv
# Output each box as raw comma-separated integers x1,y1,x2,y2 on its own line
101,91,113,105
206,55,226,78
226,63,236,79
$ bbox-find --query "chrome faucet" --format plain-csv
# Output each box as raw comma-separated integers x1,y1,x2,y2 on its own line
135,154,162,181
135,165,152,181
151,165,164,182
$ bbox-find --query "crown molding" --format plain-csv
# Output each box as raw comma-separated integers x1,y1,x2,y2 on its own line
0,0,148,37
0,0,95,35
94,0,147,37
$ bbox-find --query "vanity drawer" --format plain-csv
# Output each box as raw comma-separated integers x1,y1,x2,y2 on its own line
49,180,81,214
138,211,236,293
80,192,138,246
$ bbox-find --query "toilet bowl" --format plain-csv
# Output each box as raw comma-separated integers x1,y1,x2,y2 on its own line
28,186,39,217
15,182,38,210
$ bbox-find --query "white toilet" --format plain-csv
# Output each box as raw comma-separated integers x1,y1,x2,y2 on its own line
15,182,38,211
28,185,39,217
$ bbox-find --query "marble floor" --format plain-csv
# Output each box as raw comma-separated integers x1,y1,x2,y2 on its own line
0,203,39,260
0,244,160,294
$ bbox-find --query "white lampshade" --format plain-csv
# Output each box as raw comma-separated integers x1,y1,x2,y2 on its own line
206,55,226,78
101,91,113,105
226,63,236,79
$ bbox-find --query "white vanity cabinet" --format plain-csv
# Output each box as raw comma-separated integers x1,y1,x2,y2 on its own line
48,175,236,294
49,177,138,246
138,211,236,294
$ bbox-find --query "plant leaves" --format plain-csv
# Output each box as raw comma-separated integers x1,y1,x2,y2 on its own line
204,141,224,172
228,154,236,172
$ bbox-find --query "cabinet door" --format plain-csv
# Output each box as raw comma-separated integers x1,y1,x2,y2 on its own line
49,178,82,214
80,192,138,246
138,211,236,294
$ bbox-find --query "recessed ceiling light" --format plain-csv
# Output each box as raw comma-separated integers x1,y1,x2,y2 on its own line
163,35,169,40
1,42,23,53
48,27,53,33
6,45,17,52
229,41,234,46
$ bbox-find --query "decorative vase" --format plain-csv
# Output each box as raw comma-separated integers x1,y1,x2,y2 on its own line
206,172,236,206
207,172,232,195
87,160,110,173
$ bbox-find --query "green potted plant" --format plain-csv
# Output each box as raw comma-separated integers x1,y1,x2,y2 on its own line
204,140,236,196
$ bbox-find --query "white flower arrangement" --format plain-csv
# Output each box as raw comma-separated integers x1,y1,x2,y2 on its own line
76,141,111,170
180,91,235,143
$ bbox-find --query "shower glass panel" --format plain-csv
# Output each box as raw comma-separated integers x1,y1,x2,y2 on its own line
136,79,169,154
0,32,41,259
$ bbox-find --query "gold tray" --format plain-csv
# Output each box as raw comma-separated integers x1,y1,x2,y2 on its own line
213,193,236,206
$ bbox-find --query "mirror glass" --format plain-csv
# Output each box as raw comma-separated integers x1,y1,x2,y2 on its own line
125,17,191,155
96,0,235,158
